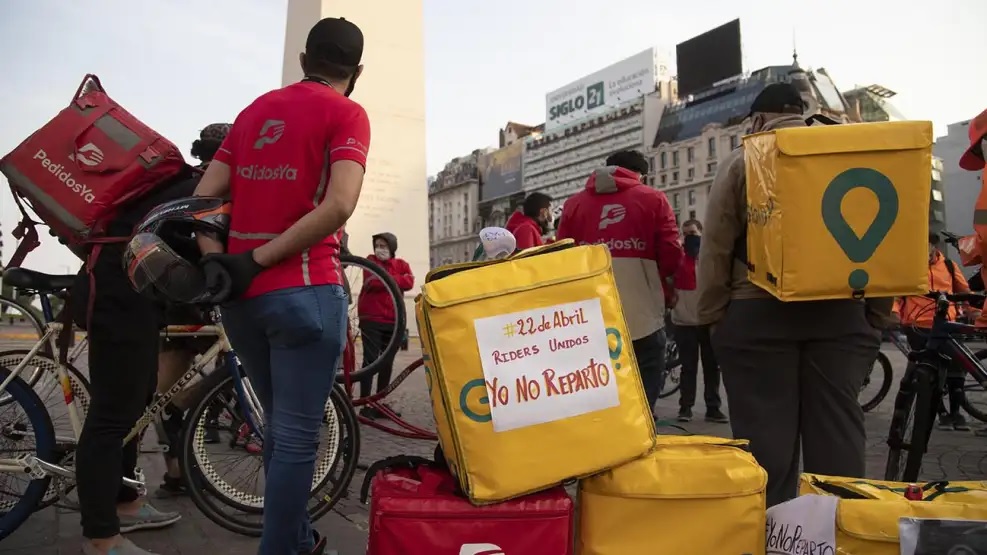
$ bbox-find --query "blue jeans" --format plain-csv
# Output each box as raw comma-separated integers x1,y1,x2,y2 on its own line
221,284,347,555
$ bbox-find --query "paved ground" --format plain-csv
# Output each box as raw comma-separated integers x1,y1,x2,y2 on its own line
1,326,985,554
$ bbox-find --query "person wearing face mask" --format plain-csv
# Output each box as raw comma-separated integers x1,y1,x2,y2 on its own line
696,83,884,507
892,234,974,431
557,150,683,415
506,192,553,250
671,219,726,424
357,232,415,418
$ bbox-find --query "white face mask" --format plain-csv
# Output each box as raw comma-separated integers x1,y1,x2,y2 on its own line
375,247,391,261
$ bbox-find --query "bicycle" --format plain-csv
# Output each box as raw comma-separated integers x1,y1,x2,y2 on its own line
0,267,360,540
861,342,895,413
884,291,987,482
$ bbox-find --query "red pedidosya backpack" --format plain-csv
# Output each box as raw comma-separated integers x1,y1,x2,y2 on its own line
0,74,187,333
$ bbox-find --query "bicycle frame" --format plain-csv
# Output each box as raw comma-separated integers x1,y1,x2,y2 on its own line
0,293,265,491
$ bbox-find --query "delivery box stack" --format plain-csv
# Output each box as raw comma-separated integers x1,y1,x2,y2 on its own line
411,240,771,555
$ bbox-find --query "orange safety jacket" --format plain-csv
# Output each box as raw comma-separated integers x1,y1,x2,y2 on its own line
894,251,970,328
976,171,987,327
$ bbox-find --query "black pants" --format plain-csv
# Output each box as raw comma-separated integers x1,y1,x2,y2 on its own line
903,328,964,416
675,324,721,411
713,297,881,507
358,320,397,398
72,245,159,539
632,329,667,414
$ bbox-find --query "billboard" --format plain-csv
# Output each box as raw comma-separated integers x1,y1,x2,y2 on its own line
479,141,523,202
544,48,658,130
676,19,742,98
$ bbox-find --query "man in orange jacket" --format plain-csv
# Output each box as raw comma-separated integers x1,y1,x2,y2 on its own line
894,233,973,430
964,108,987,327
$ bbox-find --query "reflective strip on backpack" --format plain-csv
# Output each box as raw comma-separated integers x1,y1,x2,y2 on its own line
1,164,88,236
93,115,141,150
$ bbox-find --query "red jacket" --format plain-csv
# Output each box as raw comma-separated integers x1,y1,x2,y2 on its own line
557,166,683,339
357,254,415,324
506,210,544,250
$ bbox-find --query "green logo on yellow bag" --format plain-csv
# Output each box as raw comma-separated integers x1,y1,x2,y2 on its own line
606,327,623,369
821,168,899,291
460,378,492,423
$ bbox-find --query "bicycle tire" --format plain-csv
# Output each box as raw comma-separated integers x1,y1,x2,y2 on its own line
861,351,894,413
180,372,360,536
0,365,56,542
0,295,48,390
657,338,681,399
0,350,91,509
885,365,937,481
959,348,987,423
338,253,406,382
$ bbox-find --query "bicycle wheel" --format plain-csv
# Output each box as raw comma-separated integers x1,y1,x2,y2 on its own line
860,351,894,413
658,337,681,399
180,369,360,536
0,295,47,390
338,254,406,382
959,348,987,423
885,364,938,481
0,350,90,509
0,365,55,542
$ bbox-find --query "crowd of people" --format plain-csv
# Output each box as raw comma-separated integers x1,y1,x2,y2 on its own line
22,11,987,554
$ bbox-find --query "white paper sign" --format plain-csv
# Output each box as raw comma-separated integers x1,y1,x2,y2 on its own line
765,495,838,555
472,298,619,432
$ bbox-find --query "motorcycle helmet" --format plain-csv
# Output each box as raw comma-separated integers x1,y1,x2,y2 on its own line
124,196,231,303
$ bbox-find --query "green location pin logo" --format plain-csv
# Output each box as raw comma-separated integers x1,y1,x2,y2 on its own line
820,168,899,291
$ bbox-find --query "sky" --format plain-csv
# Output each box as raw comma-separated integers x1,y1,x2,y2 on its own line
1,0,985,274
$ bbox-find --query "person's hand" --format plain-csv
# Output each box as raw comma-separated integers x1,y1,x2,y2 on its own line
200,250,264,303
667,291,679,309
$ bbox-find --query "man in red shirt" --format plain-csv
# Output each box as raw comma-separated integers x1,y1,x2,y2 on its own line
506,192,552,250
193,17,369,555
557,150,683,414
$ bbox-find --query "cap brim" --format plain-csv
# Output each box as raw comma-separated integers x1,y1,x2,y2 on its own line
960,146,985,171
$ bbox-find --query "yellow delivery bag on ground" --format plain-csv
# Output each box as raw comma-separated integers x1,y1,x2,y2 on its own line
800,474,987,504
744,120,933,301
416,240,656,504
577,435,767,555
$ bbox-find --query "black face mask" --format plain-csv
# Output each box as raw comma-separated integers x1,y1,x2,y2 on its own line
684,234,701,257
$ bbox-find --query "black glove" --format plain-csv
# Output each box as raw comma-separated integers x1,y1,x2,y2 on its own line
200,250,264,303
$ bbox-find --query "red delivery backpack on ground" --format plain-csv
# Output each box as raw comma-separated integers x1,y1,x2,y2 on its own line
361,455,574,555
0,74,186,268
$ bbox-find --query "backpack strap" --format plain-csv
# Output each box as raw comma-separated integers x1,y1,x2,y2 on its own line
359,454,437,504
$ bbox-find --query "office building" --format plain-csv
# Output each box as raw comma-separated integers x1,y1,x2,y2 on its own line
428,152,483,267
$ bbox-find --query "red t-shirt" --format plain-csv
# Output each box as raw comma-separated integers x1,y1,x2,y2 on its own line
214,81,371,298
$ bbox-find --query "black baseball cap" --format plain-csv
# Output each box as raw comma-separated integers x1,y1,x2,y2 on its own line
306,17,364,66
747,83,807,119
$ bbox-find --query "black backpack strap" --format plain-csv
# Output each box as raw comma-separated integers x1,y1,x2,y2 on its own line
359,455,436,504
944,258,958,285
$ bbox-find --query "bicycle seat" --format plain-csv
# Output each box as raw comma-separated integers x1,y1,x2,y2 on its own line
2,267,76,293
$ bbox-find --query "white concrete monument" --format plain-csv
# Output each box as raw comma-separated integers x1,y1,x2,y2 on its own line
283,0,428,335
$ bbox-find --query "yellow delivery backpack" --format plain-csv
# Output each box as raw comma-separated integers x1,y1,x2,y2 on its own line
743,120,933,301
416,240,656,504
798,474,987,554
577,435,767,555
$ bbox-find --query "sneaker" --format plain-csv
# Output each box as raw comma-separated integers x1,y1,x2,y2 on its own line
938,414,955,430
118,503,182,533
975,427,987,437
153,474,186,499
82,537,159,555
705,409,729,424
309,530,327,555
677,408,692,422
359,406,380,420
953,414,972,432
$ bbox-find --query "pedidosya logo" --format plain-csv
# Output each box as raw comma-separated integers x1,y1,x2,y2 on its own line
33,149,95,204
458,327,625,423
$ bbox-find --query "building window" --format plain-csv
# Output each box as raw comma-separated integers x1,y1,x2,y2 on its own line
672,171,679,182
706,162,717,174
730,135,739,150
688,189,696,205
660,152,667,169
672,151,679,167
686,147,694,163
672,193,680,209
689,210,697,221
687,168,695,180
660,174,667,185
708,137,716,158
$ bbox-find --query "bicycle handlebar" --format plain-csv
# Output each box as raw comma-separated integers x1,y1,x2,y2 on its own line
923,291,986,305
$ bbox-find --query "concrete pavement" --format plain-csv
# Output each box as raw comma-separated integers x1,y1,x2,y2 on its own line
1,338,985,554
